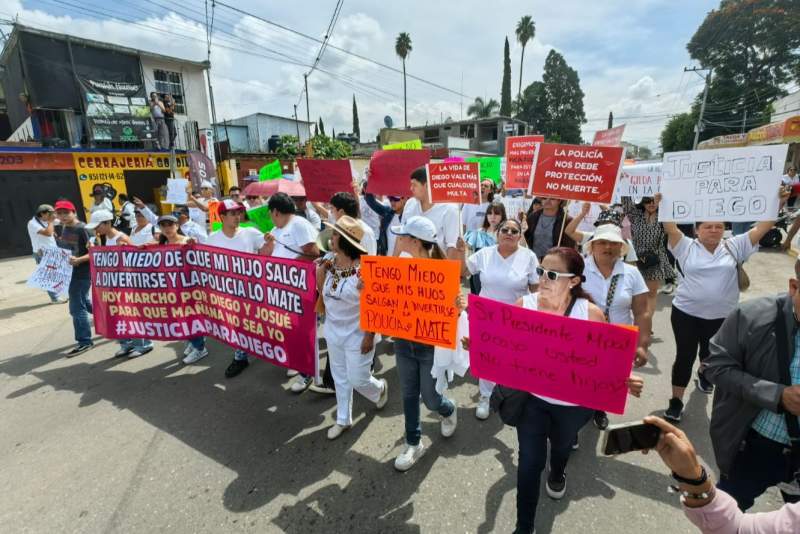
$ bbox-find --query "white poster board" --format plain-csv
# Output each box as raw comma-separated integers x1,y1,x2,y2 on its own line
166,178,190,205
658,145,790,223
27,246,72,295
612,162,662,204
567,202,602,232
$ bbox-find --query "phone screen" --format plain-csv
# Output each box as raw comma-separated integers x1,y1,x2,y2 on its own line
603,423,661,455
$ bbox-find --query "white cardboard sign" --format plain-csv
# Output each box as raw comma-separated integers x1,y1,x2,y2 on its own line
612,162,662,204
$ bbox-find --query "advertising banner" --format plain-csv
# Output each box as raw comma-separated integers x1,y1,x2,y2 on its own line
78,77,151,142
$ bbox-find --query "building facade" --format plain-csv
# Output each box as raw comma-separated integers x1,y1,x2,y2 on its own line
215,113,313,153
403,116,529,155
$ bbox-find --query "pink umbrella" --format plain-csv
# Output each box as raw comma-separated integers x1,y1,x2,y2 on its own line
242,179,306,198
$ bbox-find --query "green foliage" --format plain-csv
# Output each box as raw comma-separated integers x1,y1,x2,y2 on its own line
516,81,547,133
309,135,352,159
637,146,654,160
352,94,360,142
467,97,500,119
515,15,536,100
395,32,412,60
660,113,697,153
275,135,301,161
318,117,326,137
500,37,512,116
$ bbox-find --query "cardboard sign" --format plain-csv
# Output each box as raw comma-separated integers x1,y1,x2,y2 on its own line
245,205,274,233
658,144,790,223
208,201,221,228
367,149,432,197
529,143,625,203
90,245,318,376
467,294,637,414
426,162,481,204
296,159,353,202
592,124,626,147
505,135,544,189
384,139,423,150
360,256,461,349
466,156,502,185
612,162,662,204
28,246,72,295
259,160,282,181
166,178,189,205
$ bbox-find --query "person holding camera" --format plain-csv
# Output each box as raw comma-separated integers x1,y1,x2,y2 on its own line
703,259,800,512
149,92,168,150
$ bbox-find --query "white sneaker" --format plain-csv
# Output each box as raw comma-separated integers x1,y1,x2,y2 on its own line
290,375,312,393
128,347,153,359
286,368,299,377
441,404,458,437
327,424,350,440
376,379,389,410
114,347,133,358
182,347,208,364
183,343,192,356
394,443,426,472
661,282,675,295
475,396,491,420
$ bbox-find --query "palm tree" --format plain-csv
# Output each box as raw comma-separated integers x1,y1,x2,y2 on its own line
395,32,413,128
515,15,536,101
467,97,500,119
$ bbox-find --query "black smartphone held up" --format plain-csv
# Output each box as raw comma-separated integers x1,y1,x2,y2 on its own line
602,421,661,455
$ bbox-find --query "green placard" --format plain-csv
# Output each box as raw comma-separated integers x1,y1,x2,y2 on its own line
259,160,282,181
383,139,422,150
466,156,502,185
244,205,274,233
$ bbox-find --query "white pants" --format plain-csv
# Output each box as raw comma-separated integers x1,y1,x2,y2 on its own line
328,341,383,426
479,378,495,399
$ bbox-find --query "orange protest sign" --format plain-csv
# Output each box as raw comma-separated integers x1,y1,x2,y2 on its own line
208,201,221,227
360,256,461,349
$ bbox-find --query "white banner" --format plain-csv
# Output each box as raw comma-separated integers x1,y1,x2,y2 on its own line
612,162,662,204
658,145,790,223
28,246,72,295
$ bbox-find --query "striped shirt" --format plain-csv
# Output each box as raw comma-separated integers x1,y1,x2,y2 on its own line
751,330,800,445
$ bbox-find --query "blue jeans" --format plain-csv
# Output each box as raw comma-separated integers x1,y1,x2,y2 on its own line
515,395,593,533
395,339,454,446
188,337,205,350
68,277,93,346
731,221,753,235
119,338,153,351
33,253,59,302
717,429,800,511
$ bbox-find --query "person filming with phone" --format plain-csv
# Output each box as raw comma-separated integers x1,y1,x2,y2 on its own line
703,259,800,512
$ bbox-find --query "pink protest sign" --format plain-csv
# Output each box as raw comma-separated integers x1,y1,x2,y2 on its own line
367,149,432,196
467,294,637,414
90,245,318,376
296,159,354,202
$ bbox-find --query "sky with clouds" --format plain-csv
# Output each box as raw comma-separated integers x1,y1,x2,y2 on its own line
0,0,721,150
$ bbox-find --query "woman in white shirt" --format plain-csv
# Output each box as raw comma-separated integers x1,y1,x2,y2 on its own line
318,216,389,440
464,202,507,295
129,209,155,246
462,218,539,420
658,191,783,423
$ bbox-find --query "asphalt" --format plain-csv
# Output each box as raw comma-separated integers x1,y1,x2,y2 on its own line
0,248,794,533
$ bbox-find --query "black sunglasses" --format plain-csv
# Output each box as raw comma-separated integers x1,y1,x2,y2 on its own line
499,227,520,235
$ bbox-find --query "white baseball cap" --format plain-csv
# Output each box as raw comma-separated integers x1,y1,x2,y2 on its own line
86,209,114,230
200,180,214,189
391,215,437,244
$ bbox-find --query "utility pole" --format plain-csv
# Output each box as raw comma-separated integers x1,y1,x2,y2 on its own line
304,74,310,125
685,66,712,150
293,104,301,140
741,108,748,134
608,111,613,129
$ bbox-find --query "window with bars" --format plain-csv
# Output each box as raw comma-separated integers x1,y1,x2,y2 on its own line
153,69,186,114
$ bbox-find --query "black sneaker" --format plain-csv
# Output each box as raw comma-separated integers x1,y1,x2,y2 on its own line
695,370,714,394
546,473,567,499
664,397,684,422
593,410,609,430
66,344,93,357
225,359,249,378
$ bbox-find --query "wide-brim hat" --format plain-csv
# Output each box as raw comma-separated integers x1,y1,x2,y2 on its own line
323,215,367,254
582,224,629,257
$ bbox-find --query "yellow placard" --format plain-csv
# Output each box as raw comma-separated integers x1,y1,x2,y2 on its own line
383,139,422,150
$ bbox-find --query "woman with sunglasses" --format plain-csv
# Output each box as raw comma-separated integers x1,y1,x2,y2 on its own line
318,216,389,440
461,218,539,420
391,216,458,472
464,202,508,294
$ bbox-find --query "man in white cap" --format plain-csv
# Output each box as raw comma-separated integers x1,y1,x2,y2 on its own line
28,203,65,303
401,167,461,259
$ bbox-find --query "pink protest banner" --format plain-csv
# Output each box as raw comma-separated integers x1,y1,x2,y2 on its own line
426,161,481,204
467,294,637,414
505,135,544,189
529,143,625,203
592,124,626,147
90,244,318,376
367,149,432,196
296,159,354,202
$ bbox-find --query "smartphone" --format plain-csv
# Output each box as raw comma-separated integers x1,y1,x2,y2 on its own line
602,421,661,455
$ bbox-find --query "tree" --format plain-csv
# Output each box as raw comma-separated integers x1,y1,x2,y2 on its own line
500,37,512,116
541,50,586,143
686,0,800,141
515,81,548,133
467,97,500,119
660,112,697,153
352,94,360,142
515,15,535,101
276,135,301,161
318,117,325,137
309,135,352,159
395,32,413,128
637,146,654,160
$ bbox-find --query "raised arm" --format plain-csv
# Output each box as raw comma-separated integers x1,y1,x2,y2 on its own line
654,193,684,249
564,202,590,243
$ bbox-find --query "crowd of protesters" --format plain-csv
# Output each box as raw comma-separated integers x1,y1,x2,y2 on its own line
27,160,800,533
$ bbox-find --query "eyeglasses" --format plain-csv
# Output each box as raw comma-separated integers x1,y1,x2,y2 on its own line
536,266,576,281
499,227,520,235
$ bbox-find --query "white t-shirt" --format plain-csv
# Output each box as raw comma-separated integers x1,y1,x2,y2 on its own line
583,255,648,325
304,206,322,230
129,224,154,246
579,232,639,263
269,215,319,259
402,198,460,252
28,217,57,253
670,232,757,320
386,213,401,256
521,293,589,406
206,226,264,253
782,174,799,186
462,202,490,232
181,220,208,244
360,196,385,237
90,198,113,214
359,219,378,256
119,201,136,226
466,245,539,304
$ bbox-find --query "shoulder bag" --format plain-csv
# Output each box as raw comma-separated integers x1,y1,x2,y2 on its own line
722,240,750,291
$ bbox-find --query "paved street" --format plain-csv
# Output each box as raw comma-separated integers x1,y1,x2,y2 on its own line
0,249,794,534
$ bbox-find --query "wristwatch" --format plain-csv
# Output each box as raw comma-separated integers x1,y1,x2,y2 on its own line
671,465,708,486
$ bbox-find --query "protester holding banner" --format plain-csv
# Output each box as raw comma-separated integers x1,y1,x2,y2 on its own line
461,218,539,420
523,198,575,261
365,192,406,256
461,180,495,233
390,216,458,471
401,168,461,260
318,216,389,440
27,203,64,304
658,192,783,423
54,200,94,356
